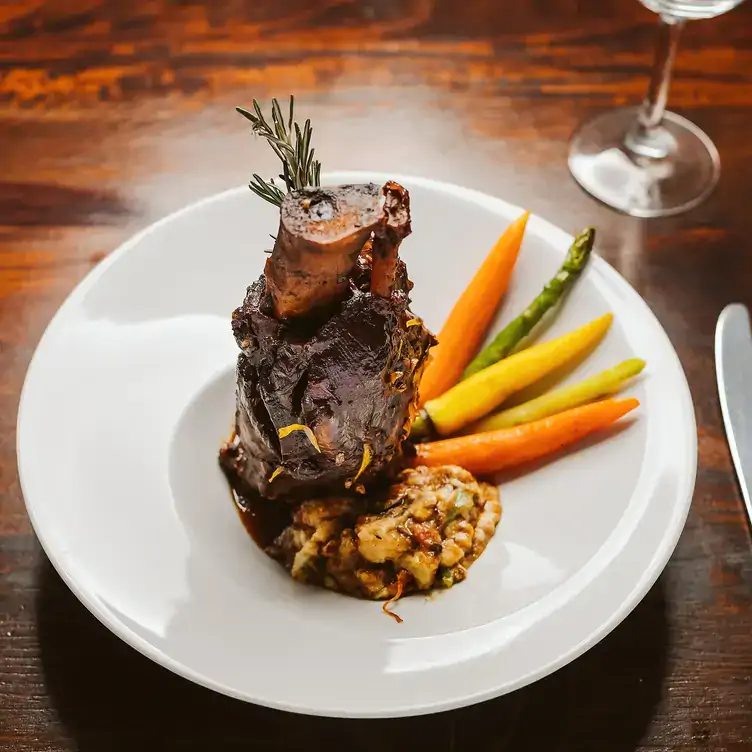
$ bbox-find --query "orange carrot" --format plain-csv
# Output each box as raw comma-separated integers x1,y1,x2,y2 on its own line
412,398,639,475
418,211,530,406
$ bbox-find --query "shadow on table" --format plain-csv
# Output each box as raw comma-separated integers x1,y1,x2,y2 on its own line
37,557,668,752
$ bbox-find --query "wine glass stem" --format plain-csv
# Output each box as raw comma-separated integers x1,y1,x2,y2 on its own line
626,14,685,158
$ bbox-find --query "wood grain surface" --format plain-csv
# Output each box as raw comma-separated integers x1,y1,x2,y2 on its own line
2,0,752,749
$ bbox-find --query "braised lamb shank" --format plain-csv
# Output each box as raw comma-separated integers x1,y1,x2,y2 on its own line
220,181,435,501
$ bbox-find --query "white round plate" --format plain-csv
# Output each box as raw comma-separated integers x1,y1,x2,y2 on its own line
17,172,696,718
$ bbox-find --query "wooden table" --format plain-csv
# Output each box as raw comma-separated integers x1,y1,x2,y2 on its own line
2,1,752,749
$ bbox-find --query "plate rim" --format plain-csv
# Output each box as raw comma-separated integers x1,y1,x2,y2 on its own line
17,172,697,717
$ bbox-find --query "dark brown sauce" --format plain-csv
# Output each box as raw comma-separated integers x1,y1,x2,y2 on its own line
219,434,292,550
230,486,291,550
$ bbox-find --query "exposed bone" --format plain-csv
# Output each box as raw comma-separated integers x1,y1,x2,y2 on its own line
265,182,411,319
371,181,411,299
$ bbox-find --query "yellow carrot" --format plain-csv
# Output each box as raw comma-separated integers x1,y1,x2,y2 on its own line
469,358,645,433
418,211,530,406
413,398,639,475
418,312,613,437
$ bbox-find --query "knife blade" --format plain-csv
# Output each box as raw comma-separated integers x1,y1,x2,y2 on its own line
716,303,752,526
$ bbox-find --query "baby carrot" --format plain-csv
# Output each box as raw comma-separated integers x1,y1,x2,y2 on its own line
416,312,613,438
418,211,530,406
469,358,645,433
412,398,639,475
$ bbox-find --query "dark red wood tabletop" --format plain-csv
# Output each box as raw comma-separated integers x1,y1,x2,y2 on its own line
2,1,752,749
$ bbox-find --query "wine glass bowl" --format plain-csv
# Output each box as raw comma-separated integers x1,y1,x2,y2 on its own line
568,0,745,217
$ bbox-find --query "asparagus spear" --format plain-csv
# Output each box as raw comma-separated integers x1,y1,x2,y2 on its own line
462,228,595,380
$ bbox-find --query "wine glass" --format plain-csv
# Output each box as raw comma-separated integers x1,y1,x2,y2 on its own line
568,0,745,218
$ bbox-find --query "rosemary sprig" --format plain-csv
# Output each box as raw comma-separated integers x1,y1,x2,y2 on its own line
236,96,322,207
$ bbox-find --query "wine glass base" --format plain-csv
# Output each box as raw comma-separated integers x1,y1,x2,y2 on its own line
568,107,720,218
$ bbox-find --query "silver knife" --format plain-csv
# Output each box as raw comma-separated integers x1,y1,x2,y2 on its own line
716,303,752,526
